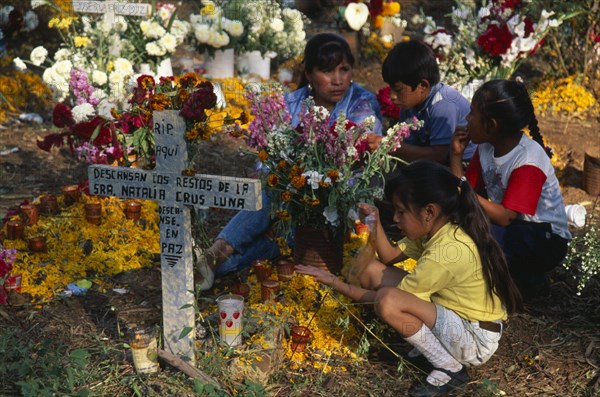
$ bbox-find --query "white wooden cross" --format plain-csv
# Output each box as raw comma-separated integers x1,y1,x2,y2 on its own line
88,110,262,364
31,0,152,25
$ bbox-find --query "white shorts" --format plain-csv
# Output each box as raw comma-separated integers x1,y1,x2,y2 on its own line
431,303,502,367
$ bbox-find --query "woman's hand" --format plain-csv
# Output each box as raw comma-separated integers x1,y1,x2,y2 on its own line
295,264,338,287
451,127,469,157
367,134,383,152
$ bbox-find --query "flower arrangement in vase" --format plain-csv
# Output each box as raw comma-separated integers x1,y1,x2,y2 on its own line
228,84,423,253
0,247,18,304
412,0,573,95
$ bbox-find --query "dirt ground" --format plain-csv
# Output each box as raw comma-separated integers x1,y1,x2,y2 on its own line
1,65,599,395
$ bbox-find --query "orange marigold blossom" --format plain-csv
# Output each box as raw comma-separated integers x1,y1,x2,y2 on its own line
326,170,339,182
281,191,292,202
291,175,306,189
278,160,288,169
258,149,268,162
290,165,303,177
267,174,280,187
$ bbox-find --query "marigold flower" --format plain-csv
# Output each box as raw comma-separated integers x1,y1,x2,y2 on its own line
267,174,280,187
277,160,288,169
186,129,199,141
290,165,303,177
281,191,292,202
258,149,268,162
291,175,306,189
326,170,339,182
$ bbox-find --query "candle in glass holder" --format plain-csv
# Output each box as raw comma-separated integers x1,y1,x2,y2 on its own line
62,185,80,206
20,204,38,226
29,236,47,253
231,282,250,299
261,279,280,302
125,200,142,221
6,220,24,240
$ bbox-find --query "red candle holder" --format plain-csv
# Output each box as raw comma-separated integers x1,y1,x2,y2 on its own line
28,236,47,253
231,282,250,299
290,325,312,352
261,279,280,302
276,258,295,281
125,200,142,221
62,185,80,206
84,203,102,225
252,260,271,282
40,194,59,215
20,204,38,226
5,220,24,240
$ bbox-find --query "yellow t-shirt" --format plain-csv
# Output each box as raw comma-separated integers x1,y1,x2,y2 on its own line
398,223,507,322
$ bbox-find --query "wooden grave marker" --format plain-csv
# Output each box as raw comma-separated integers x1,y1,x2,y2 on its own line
88,110,262,364
32,0,152,25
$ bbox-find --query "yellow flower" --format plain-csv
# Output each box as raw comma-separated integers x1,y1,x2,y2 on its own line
258,149,268,162
74,36,91,48
382,2,400,16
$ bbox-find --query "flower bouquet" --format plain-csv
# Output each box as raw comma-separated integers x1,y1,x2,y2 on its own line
229,84,423,248
413,0,572,94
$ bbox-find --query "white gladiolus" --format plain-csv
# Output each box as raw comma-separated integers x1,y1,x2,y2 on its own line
30,46,48,66
13,57,27,71
92,70,108,86
72,103,95,123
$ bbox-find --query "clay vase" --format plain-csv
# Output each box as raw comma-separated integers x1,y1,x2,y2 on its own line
84,203,102,225
40,194,59,215
5,220,24,240
293,226,344,274
276,258,295,281
261,280,280,303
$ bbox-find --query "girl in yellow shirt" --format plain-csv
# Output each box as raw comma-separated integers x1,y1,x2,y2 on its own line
296,160,522,397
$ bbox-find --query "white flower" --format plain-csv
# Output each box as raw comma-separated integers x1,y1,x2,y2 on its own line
170,20,190,44
13,57,27,71
158,33,177,53
140,20,165,39
98,19,112,35
312,106,329,121
270,18,285,33
344,2,369,31
146,41,165,56
23,11,39,32
224,20,244,37
43,68,68,98
303,170,323,189
30,46,48,66
452,6,469,20
53,59,72,77
96,98,115,120
114,18,128,33
92,70,108,86
323,207,339,226
72,103,95,123
113,58,133,75
477,6,491,21
411,14,424,25
194,23,211,43
282,8,301,22
391,17,407,28
53,48,71,61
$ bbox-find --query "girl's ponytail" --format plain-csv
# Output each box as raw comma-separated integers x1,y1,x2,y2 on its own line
456,179,523,314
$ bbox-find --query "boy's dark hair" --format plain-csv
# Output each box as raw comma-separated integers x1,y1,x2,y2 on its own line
385,160,523,314
299,33,355,87
472,79,552,158
382,39,440,89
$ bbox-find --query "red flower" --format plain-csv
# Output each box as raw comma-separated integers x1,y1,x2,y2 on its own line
53,103,74,128
180,82,217,121
492,0,522,10
376,86,401,119
37,132,67,152
368,0,383,17
0,286,6,305
477,24,513,56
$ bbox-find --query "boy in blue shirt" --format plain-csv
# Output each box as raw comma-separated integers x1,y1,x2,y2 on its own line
369,39,475,164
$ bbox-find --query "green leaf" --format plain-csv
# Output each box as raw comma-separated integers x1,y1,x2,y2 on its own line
89,124,102,142
69,348,89,368
178,326,193,340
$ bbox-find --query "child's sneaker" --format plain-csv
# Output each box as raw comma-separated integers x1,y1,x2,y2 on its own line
409,366,469,397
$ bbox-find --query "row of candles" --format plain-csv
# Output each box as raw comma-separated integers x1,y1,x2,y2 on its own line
3,185,143,250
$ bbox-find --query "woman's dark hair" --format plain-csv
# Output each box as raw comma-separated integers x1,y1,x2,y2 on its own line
299,33,354,87
382,39,440,89
385,161,522,314
472,79,552,158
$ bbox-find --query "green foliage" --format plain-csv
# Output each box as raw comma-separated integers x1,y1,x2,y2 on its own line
0,327,91,396
563,221,600,295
